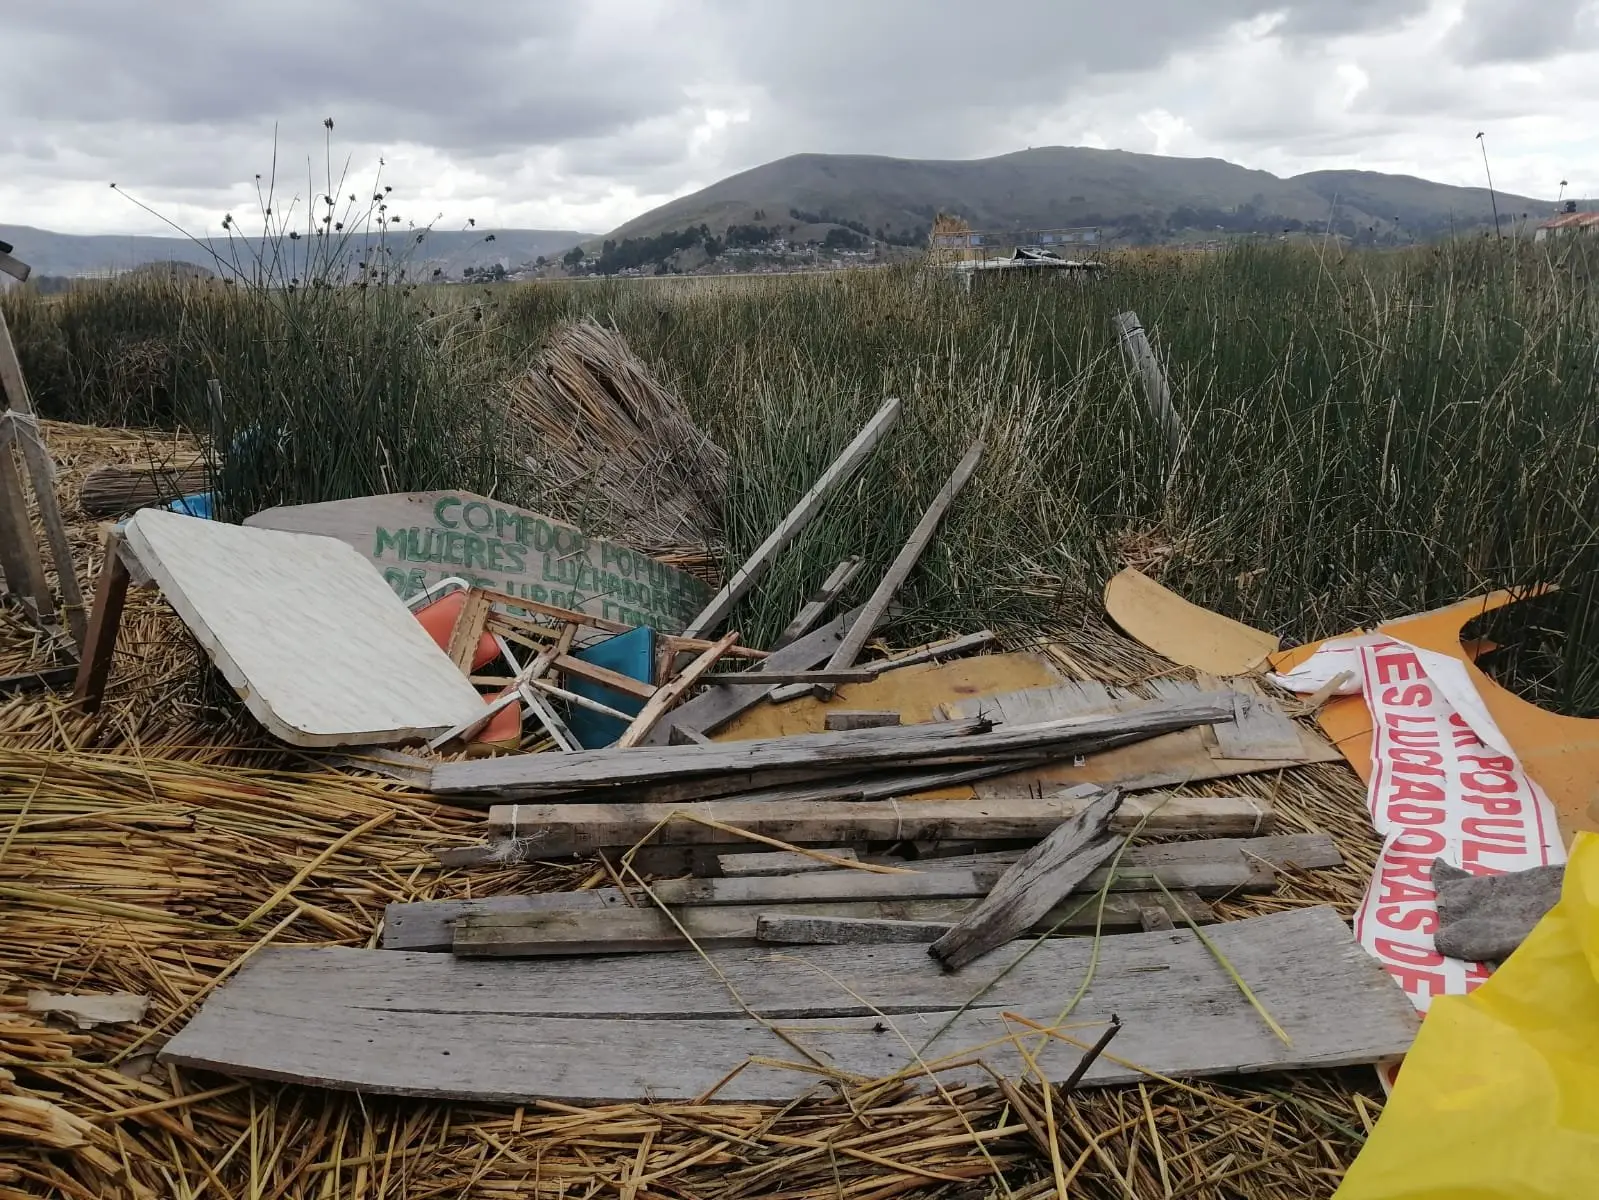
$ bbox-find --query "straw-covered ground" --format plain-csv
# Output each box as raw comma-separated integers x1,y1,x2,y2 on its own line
0,421,1388,1200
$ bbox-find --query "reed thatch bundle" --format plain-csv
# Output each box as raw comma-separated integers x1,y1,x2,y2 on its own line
505,321,728,555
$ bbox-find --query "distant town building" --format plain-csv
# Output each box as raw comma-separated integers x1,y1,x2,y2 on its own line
1534,201,1599,241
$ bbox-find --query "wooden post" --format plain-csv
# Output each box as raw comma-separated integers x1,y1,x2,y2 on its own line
0,304,87,644
73,533,132,712
1114,311,1181,458
0,418,55,627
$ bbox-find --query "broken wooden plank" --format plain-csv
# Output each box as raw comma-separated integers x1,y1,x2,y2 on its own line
860,630,998,675
615,632,738,749
1210,680,1305,761
717,848,859,876
445,589,494,673
642,606,864,745
929,789,1124,970
327,747,435,787
169,907,1419,1103
824,710,901,731
683,398,901,638
0,424,54,627
771,557,864,649
383,884,1219,953
1140,907,1175,932
485,790,1274,856
436,696,1230,800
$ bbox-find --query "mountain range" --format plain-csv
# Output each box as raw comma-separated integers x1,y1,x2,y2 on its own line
602,147,1553,247
3,146,1564,278
0,224,589,281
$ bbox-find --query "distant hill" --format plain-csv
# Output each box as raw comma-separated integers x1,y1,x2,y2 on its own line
0,224,590,280
603,147,1553,248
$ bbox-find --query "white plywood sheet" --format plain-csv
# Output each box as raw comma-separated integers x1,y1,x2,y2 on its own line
125,509,486,747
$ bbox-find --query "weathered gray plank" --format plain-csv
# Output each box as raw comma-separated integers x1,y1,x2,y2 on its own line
683,398,900,638
382,886,1218,952
771,557,863,649
756,913,958,944
929,790,1123,971
165,907,1419,1103
485,790,1274,856
717,848,859,876
441,697,1232,800
824,710,901,731
1211,682,1305,761
643,606,866,745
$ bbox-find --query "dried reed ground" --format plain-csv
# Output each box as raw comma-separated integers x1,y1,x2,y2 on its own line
0,421,1385,1199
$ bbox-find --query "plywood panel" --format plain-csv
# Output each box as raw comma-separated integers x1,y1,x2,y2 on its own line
124,509,485,746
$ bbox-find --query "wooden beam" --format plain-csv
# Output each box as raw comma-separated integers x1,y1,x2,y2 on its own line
436,696,1229,800
717,848,859,876
771,556,864,649
683,397,901,637
0,664,76,697
485,791,1275,856
0,429,53,625
477,588,633,634
929,790,1123,971
72,533,131,712
614,632,739,749
553,652,657,701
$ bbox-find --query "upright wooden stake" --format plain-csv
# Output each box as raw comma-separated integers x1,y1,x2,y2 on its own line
73,533,132,712
1114,311,1182,457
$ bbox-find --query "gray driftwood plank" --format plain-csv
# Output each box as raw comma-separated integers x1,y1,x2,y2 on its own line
440,697,1232,800
643,606,865,745
772,557,865,649
929,789,1123,971
382,887,1218,953
755,913,960,944
1211,684,1306,761
824,711,901,731
485,790,1274,856
164,907,1418,1103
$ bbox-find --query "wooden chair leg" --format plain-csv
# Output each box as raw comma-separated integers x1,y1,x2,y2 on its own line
73,532,131,713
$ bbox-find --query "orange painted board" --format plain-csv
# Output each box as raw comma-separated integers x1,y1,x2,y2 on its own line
1272,590,1599,840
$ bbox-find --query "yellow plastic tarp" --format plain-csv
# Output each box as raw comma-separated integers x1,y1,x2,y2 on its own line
1336,832,1599,1199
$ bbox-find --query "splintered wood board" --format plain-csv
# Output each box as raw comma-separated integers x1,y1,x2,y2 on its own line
164,906,1417,1103
124,509,486,746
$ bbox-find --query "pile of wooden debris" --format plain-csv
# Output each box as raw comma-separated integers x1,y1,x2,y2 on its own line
0,312,1408,1198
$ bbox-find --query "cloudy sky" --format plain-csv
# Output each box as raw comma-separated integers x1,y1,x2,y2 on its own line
2,0,1594,237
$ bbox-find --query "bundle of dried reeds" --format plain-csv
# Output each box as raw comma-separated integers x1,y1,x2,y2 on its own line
505,321,728,554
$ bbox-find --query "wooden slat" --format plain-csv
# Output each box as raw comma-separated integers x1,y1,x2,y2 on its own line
824,710,901,731
436,696,1230,800
484,791,1275,856
383,884,1219,952
756,913,962,944
1210,680,1305,761
554,652,657,701
446,589,493,672
717,848,859,876
0,430,53,624
833,436,984,670
1115,311,1181,455
642,606,864,745
0,664,76,697
771,556,864,649
615,632,738,749
701,668,876,685
167,907,1419,1103
929,790,1124,970
683,398,901,637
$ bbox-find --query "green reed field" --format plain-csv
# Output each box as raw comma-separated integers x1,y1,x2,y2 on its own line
5,238,1596,714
